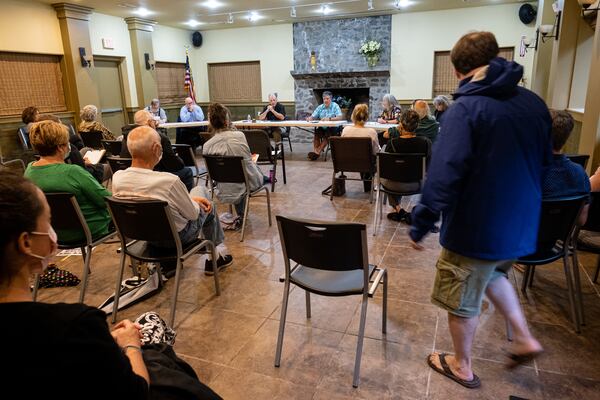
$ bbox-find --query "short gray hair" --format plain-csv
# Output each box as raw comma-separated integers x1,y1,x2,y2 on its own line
134,109,153,126
80,105,98,122
150,98,160,106
382,94,399,108
433,95,451,109
127,126,161,159
268,92,278,99
322,91,333,99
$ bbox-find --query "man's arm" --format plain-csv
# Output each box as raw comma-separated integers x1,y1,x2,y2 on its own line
272,104,286,120
258,106,269,120
330,103,344,121
159,108,167,124
180,107,192,122
194,106,204,121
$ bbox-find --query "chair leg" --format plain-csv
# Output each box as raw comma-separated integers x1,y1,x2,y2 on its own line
112,251,127,324
571,249,585,326
271,161,277,193
353,294,369,388
240,193,250,242
563,254,581,333
382,270,388,334
373,185,381,236
528,265,536,288
330,171,336,202
209,241,221,296
169,258,183,327
287,136,293,152
521,265,530,294
264,187,272,226
78,245,92,303
594,256,600,283
369,176,374,204
305,291,311,319
32,273,40,302
505,319,513,342
274,280,291,367
281,146,287,185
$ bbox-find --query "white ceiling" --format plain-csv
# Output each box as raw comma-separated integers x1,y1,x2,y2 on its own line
35,0,534,30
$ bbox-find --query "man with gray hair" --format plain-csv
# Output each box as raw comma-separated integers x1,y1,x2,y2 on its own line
258,92,286,143
145,98,167,124
121,109,195,191
306,91,343,160
112,126,233,276
178,97,205,151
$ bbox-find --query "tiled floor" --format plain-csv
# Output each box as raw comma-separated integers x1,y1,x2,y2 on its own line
38,143,600,399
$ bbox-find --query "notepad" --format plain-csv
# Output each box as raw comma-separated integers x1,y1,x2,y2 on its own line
84,149,106,165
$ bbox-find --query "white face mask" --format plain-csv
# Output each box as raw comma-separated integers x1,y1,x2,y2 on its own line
29,226,58,271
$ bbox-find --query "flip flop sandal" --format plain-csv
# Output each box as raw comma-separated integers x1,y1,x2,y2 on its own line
505,350,543,370
427,353,481,389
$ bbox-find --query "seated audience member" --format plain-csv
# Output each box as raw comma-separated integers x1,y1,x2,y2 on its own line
178,97,205,151
542,109,590,225
112,126,233,276
341,104,380,155
383,110,431,224
377,94,402,124
145,98,167,124
306,91,343,160
0,170,222,400
20,106,39,145
258,92,286,143
25,121,112,243
414,100,440,143
78,104,116,140
203,103,270,224
121,109,194,191
433,95,451,122
37,114,110,184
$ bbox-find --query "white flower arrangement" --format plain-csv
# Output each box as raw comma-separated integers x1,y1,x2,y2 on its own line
358,40,382,56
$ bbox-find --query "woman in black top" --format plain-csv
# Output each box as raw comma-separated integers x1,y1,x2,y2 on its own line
383,110,431,224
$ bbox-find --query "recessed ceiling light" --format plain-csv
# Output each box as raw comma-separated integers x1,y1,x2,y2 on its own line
133,7,153,17
202,0,224,9
248,11,263,22
319,4,333,15
185,19,202,27
394,0,413,8
227,13,234,23
290,6,297,18
368,0,374,11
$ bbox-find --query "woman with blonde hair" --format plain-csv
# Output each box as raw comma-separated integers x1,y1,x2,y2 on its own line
78,104,116,140
341,103,380,155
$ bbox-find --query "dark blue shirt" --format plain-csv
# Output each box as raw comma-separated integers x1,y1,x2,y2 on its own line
542,154,590,200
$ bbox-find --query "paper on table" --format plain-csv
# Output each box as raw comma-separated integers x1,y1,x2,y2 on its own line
84,149,106,165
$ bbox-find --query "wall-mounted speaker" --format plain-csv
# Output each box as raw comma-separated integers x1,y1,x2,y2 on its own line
192,31,203,47
519,4,537,25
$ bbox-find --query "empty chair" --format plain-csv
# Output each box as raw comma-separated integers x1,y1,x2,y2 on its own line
101,140,122,157
32,193,115,303
79,130,104,149
373,152,427,235
106,156,132,173
274,216,387,387
242,129,287,191
566,154,590,169
105,197,221,327
518,195,587,332
329,136,375,201
203,154,272,241
172,143,207,185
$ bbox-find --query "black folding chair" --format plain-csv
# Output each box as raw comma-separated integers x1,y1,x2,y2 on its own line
242,129,287,191
576,192,600,285
203,155,272,242
274,216,387,388
102,140,122,157
80,130,104,149
329,137,375,202
373,152,427,235
17,127,31,151
105,197,221,327
32,193,116,303
0,158,26,175
518,195,587,332
566,154,590,169
107,156,132,173
281,126,293,152
172,143,207,186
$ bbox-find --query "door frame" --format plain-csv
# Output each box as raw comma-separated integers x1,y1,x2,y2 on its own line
92,55,130,125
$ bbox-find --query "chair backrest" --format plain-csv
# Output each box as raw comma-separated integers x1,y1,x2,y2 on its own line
0,158,26,175
105,197,179,244
107,156,132,173
172,144,197,168
17,128,31,151
44,192,91,245
566,154,590,169
121,124,138,136
330,137,374,173
80,130,104,149
102,140,122,157
582,192,600,233
377,152,426,183
534,195,587,252
203,154,247,184
242,130,273,163
276,215,368,272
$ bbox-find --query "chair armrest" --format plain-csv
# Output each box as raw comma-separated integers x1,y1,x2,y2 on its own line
368,267,386,297
279,263,300,282
116,239,138,253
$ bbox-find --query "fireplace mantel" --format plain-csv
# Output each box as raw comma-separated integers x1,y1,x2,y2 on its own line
290,69,390,79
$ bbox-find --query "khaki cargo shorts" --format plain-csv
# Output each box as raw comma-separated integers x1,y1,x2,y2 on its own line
431,248,514,318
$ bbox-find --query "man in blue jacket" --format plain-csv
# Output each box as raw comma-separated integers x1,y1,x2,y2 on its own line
410,32,550,389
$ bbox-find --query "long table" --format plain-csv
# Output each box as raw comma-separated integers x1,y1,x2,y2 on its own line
160,119,396,132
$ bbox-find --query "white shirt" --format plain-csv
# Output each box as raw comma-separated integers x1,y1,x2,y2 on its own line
341,125,381,155
112,167,199,232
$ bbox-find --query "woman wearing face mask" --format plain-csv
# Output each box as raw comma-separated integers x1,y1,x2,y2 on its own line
0,171,149,397
24,120,112,243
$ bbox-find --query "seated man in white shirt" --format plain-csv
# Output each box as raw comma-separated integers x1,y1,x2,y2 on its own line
112,126,233,276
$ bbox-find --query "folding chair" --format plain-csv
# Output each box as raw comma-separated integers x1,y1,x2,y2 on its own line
79,130,104,149
102,140,122,157
172,143,207,186
106,156,132,173
17,127,31,151
329,137,375,202
242,129,287,191
565,154,590,169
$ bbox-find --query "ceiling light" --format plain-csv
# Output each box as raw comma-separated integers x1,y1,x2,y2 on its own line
320,4,333,15
202,0,224,9
394,0,413,8
368,0,374,10
133,7,153,17
227,13,233,23
248,11,262,22
185,19,202,27
290,6,297,17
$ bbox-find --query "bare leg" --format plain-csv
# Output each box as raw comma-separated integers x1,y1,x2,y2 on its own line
485,277,542,354
316,136,328,154
430,313,478,381
312,134,320,154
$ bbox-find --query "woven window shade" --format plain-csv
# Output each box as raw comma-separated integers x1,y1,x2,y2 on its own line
156,62,188,104
0,52,67,117
208,61,261,103
432,47,515,98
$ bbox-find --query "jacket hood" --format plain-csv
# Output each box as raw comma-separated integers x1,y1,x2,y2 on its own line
454,57,523,99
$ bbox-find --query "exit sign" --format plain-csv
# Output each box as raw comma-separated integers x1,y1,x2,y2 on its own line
102,38,115,49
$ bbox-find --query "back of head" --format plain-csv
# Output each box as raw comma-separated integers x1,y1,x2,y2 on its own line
451,31,499,75
127,126,161,160
414,101,430,119
30,120,69,156
22,106,39,124
383,94,398,109
134,109,153,126
80,105,98,122
400,110,420,133
351,104,369,124
37,114,61,123
208,103,229,130
0,171,44,280
433,95,450,109
549,109,575,152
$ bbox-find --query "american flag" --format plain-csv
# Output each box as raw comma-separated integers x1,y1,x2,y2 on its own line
184,51,196,102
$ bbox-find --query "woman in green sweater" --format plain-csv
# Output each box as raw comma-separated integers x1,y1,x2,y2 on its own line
24,120,112,243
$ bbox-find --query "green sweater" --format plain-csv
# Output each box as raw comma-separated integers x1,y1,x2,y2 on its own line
25,163,112,243
415,115,440,143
